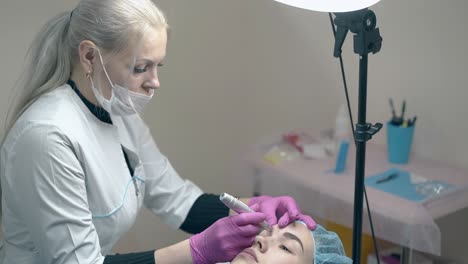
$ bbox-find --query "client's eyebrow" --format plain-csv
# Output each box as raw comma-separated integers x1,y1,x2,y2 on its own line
283,232,304,253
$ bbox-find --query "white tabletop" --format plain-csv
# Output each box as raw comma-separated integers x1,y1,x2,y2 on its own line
242,138,468,256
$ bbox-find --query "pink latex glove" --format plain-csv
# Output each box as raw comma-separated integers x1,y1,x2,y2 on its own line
248,195,317,230
189,211,267,264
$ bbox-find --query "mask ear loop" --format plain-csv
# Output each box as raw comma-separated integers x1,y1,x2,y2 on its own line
96,48,115,88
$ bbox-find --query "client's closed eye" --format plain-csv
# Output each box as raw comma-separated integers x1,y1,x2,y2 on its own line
280,245,292,254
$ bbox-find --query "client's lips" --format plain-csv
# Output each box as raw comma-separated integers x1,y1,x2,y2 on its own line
242,248,258,263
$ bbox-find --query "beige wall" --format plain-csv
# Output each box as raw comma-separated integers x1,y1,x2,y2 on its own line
1,0,468,260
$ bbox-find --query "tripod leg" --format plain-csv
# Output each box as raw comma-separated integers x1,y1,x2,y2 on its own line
400,247,411,264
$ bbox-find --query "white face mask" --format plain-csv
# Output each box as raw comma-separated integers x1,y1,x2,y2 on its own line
89,49,154,116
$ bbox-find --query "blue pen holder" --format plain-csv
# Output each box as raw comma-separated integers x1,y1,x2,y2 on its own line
387,121,415,164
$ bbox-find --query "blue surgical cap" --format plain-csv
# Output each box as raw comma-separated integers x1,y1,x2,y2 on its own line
297,222,353,264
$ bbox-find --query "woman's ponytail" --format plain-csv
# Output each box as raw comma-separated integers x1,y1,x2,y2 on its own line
3,11,73,142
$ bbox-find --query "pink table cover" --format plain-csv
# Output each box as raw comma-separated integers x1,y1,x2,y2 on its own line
241,138,468,256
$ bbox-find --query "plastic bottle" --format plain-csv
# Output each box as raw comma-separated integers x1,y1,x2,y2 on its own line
334,104,350,141
333,104,350,173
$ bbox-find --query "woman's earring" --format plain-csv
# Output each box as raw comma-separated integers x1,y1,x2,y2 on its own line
86,70,92,79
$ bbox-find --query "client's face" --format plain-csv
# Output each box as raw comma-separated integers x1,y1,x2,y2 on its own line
231,222,314,264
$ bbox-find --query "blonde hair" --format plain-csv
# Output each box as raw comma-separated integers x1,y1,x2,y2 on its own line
3,0,168,141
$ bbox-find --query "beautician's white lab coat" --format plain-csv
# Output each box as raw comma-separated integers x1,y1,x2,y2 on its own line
0,84,203,264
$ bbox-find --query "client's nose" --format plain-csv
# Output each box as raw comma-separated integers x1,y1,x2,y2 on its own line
254,236,268,253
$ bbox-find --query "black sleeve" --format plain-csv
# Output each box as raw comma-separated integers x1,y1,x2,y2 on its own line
179,193,230,234
104,250,155,264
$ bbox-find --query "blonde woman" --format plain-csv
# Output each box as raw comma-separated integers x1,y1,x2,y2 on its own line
0,0,315,263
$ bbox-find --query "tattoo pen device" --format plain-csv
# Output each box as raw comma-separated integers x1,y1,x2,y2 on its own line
220,192,272,231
